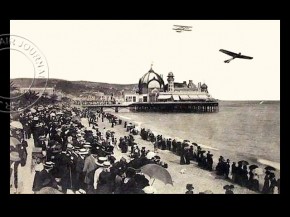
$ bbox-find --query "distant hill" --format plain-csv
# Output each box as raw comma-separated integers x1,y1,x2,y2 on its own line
11,78,137,96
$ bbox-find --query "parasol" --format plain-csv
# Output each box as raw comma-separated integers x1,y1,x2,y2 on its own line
140,164,173,185
36,187,63,194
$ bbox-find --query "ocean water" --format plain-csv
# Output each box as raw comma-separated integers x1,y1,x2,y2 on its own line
112,101,280,169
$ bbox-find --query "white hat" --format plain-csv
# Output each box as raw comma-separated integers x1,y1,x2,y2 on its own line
103,161,111,167
44,161,55,168
95,157,106,166
79,148,89,155
143,186,157,194
33,117,39,121
67,144,74,149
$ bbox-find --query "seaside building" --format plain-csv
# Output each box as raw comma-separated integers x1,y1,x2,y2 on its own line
123,66,215,103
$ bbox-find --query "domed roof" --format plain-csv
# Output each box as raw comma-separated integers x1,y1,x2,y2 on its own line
201,83,208,88
139,67,164,86
167,72,174,77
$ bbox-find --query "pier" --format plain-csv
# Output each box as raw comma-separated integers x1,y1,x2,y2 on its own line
77,101,219,113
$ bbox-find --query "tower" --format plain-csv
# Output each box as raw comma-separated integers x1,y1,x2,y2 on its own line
167,72,175,92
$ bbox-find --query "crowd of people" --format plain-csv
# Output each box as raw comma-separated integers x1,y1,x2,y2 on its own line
10,104,170,194
10,103,280,194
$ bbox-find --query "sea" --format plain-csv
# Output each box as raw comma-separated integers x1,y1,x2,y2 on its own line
111,101,280,171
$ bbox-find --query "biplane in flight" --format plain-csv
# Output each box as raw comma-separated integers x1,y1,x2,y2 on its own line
219,49,253,63
172,25,192,33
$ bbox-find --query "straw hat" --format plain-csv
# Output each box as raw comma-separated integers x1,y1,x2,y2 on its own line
103,161,111,167
67,143,74,149
44,161,55,168
95,157,107,166
79,148,89,155
10,152,21,162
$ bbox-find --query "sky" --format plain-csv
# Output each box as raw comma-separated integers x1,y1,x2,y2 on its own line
10,20,280,100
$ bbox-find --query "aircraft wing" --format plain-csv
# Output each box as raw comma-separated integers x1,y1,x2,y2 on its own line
239,55,253,59
173,25,192,28
219,49,238,57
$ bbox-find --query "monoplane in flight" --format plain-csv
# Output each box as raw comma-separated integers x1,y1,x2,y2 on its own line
173,25,192,33
219,49,253,63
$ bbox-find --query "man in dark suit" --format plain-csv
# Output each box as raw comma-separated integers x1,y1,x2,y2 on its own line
33,162,58,193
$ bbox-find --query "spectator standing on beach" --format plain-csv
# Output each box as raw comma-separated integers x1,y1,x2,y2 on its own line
172,139,177,153
180,145,187,165
252,173,260,192
225,159,230,179
206,153,213,171
153,140,158,153
185,147,191,165
167,138,172,151
231,162,237,183
188,146,194,161
235,162,243,185
240,165,248,187
268,173,277,194
185,184,194,194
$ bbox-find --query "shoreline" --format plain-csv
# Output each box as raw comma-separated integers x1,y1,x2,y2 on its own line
112,112,280,173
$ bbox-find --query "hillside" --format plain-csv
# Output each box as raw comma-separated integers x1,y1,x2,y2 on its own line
11,78,137,96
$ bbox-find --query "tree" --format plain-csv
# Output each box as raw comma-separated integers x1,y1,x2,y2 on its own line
16,90,39,108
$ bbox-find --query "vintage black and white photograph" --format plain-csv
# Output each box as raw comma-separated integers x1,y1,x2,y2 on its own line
8,20,280,194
